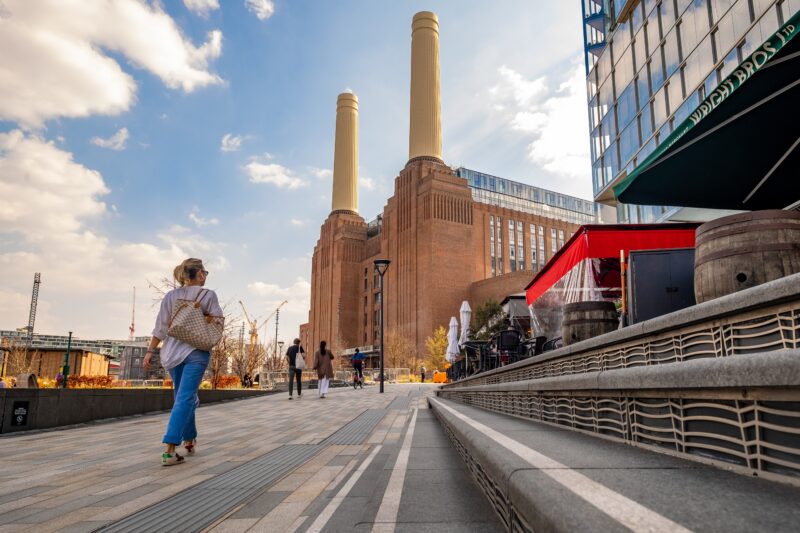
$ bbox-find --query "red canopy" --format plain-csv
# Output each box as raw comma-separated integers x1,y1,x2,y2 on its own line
525,224,699,305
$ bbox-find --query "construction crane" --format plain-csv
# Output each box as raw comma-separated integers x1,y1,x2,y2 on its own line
239,299,288,366
26,273,41,349
238,300,261,351
129,286,136,341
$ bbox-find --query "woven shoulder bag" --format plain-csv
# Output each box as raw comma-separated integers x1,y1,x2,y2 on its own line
167,289,224,351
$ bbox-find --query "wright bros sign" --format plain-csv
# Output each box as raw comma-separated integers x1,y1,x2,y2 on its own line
688,16,799,127
613,9,800,202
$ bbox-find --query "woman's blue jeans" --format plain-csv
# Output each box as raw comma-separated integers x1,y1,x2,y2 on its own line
163,350,210,445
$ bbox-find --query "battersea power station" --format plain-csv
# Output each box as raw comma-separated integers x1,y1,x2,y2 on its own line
299,12,604,362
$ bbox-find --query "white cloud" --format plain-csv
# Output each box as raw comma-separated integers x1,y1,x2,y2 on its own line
244,276,311,342
245,0,275,20
0,0,223,127
290,218,306,227
90,127,129,151
248,278,310,299
184,0,220,17
489,61,591,196
244,157,308,189
361,175,377,191
0,131,228,337
220,133,243,152
309,167,332,179
491,65,548,107
189,207,220,227
1,131,109,236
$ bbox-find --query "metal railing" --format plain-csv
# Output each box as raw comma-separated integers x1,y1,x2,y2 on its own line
259,368,411,390
111,379,166,388
444,273,800,389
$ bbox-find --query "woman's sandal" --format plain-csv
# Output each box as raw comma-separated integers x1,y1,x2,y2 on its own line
184,440,196,456
162,452,185,466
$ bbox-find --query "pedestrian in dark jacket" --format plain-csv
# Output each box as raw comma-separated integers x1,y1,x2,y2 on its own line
286,338,305,400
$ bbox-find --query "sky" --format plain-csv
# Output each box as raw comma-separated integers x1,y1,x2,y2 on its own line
0,0,591,346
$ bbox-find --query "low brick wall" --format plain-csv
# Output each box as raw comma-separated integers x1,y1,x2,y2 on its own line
0,388,272,434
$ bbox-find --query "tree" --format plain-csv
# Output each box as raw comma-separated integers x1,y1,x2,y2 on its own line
2,340,37,377
384,331,415,370
424,326,448,372
471,300,509,340
229,330,268,386
261,338,286,373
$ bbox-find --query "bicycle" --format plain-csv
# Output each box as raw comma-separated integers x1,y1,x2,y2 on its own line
352,366,364,389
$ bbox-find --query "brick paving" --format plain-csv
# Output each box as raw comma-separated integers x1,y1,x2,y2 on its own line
0,384,501,532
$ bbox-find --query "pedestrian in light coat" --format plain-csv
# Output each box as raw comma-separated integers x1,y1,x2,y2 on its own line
144,258,223,466
314,340,335,398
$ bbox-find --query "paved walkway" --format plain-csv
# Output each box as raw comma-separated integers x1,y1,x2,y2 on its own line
0,384,501,532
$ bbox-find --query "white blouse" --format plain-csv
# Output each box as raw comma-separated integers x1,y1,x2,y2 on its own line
152,285,224,370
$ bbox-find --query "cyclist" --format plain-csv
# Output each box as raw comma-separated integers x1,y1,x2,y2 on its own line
351,348,366,389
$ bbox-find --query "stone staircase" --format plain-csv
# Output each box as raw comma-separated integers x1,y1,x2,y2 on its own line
431,273,800,531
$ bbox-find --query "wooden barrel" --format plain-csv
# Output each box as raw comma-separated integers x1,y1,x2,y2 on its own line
694,210,800,303
561,301,618,346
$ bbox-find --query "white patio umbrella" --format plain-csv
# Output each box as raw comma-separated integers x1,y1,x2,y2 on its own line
459,300,472,346
446,316,460,362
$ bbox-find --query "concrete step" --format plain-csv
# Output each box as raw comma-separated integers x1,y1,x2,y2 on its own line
429,396,800,533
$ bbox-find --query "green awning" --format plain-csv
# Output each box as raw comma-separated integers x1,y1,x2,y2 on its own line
612,10,800,210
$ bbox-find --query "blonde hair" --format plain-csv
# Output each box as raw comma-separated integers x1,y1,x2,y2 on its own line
173,258,205,287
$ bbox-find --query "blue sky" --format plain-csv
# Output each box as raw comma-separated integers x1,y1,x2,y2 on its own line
0,0,590,344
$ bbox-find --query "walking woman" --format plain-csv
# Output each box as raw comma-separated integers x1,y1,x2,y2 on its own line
313,340,334,398
144,258,223,466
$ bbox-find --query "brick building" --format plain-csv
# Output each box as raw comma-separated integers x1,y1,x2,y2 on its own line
299,12,605,362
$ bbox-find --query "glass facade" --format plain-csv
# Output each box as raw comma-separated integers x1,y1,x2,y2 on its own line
457,167,600,225
0,330,125,358
585,0,794,222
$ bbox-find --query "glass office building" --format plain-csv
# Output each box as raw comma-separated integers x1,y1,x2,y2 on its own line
456,167,600,225
582,0,798,222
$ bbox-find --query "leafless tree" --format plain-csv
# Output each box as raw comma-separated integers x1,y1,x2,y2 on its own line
208,312,240,389
2,340,38,377
385,330,416,370
230,340,268,385
146,276,177,305
261,338,288,373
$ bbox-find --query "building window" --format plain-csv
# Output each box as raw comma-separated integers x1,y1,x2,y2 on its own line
558,230,565,249
538,226,545,265
496,217,503,262
551,228,557,253
508,219,515,271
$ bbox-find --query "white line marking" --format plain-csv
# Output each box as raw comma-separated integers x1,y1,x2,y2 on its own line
305,444,383,533
371,408,418,533
430,398,692,533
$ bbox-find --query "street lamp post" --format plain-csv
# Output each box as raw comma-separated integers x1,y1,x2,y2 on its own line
62,331,72,388
373,259,391,393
